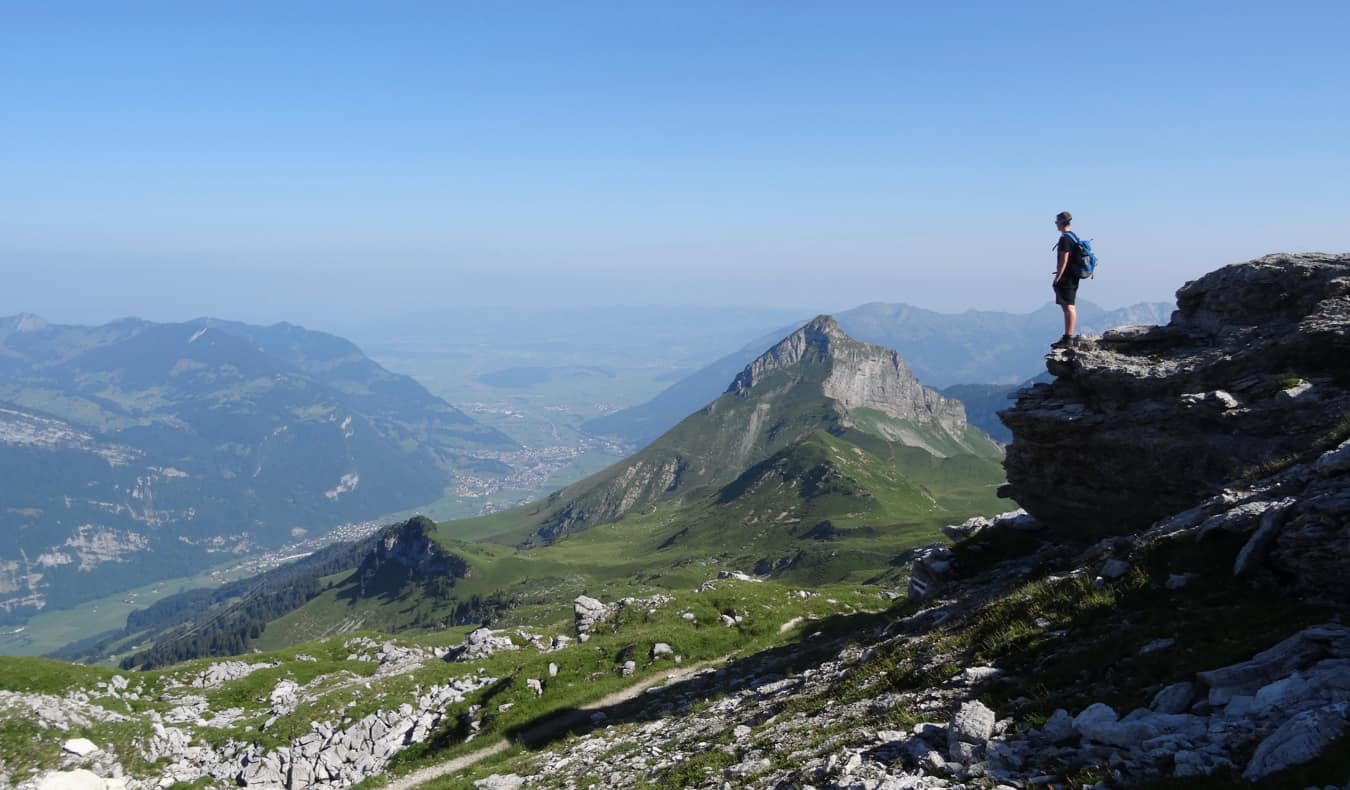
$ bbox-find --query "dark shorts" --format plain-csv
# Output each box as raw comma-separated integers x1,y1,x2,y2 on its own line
1054,276,1080,306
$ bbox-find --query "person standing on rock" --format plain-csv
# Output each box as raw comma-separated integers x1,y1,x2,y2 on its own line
1052,211,1082,348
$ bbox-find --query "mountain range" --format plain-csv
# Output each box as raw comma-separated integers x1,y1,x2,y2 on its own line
102,317,1005,666
0,314,515,623
583,299,1169,448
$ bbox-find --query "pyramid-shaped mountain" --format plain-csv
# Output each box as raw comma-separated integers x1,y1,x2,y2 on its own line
488,316,1001,545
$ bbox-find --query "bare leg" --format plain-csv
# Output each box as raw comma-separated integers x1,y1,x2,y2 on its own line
1065,305,1077,336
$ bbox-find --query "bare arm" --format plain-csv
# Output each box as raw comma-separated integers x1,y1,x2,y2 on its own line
1055,250,1070,283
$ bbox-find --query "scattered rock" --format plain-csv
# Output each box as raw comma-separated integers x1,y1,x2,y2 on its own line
1150,682,1196,714
61,738,99,757
1138,638,1176,656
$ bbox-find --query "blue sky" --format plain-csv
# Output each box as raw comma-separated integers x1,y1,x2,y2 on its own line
3,1,1347,324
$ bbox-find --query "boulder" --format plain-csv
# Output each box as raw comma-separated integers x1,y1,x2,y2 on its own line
573,595,610,637
1149,682,1196,714
1243,703,1349,782
61,738,100,757
947,700,996,757
448,628,518,662
1040,709,1075,742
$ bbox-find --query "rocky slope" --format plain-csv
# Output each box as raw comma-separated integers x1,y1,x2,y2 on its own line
1001,252,1350,537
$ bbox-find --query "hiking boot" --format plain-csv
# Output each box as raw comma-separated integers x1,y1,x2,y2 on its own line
1050,334,1073,349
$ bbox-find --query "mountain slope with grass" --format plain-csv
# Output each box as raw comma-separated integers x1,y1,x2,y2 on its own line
483,315,1002,548
0,314,516,626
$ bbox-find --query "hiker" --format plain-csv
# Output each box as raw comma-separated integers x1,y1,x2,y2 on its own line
1052,211,1081,348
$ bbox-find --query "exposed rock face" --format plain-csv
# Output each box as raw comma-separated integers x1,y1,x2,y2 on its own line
1001,253,1350,536
730,316,971,448
367,517,468,578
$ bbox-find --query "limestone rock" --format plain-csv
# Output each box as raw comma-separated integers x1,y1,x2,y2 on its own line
474,775,525,790
907,544,955,601
947,700,996,757
448,627,518,662
1000,253,1350,538
573,595,609,637
1242,703,1349,781
61,738,99,757
191,660,277,688
35,770,107,790
1149,682,1196,714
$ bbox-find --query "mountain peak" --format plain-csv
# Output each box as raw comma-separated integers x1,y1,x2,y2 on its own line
4,313,49,333
726,317,975,453
726,315,849,394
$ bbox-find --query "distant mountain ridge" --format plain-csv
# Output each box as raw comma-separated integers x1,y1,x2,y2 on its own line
0,314,515,624
583,299,1170,448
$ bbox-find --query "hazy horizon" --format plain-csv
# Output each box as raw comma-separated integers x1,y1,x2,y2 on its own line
5,3,1347,329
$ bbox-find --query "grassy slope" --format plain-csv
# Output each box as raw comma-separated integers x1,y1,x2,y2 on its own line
439,521,1348,790
0,578,877,787
254,426,1004,652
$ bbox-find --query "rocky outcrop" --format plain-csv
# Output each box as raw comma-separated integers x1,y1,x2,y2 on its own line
190,660,278,688
367,517,468,578
1001,253,1350,536
572,594,674,641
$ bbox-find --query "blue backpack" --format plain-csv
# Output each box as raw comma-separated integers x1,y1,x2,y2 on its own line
1060,231,1098,278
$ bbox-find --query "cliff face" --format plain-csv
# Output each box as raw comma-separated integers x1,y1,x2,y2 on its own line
365,517,468,578
731,315,970,442
1000,253,1350,536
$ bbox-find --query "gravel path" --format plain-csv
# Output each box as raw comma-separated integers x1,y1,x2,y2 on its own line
382,654,734,790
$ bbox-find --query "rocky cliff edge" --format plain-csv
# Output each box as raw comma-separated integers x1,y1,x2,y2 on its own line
1000,252,1350,537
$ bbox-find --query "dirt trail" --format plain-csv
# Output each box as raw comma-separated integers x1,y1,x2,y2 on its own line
383,654,733,790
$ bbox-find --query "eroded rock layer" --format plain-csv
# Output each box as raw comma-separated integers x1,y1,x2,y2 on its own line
1000,252,1350,536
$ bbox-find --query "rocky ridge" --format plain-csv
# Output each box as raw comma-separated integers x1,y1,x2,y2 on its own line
1001,252,1350,537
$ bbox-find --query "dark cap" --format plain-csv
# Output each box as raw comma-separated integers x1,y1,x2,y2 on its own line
1055,211,1072,224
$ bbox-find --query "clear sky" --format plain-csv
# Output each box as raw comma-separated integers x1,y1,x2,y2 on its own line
3,1,1347,326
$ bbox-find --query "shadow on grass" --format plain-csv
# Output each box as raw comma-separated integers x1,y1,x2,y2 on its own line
498,607,893,752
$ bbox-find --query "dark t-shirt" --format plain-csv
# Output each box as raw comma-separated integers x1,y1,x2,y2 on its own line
1057,233,1082,280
